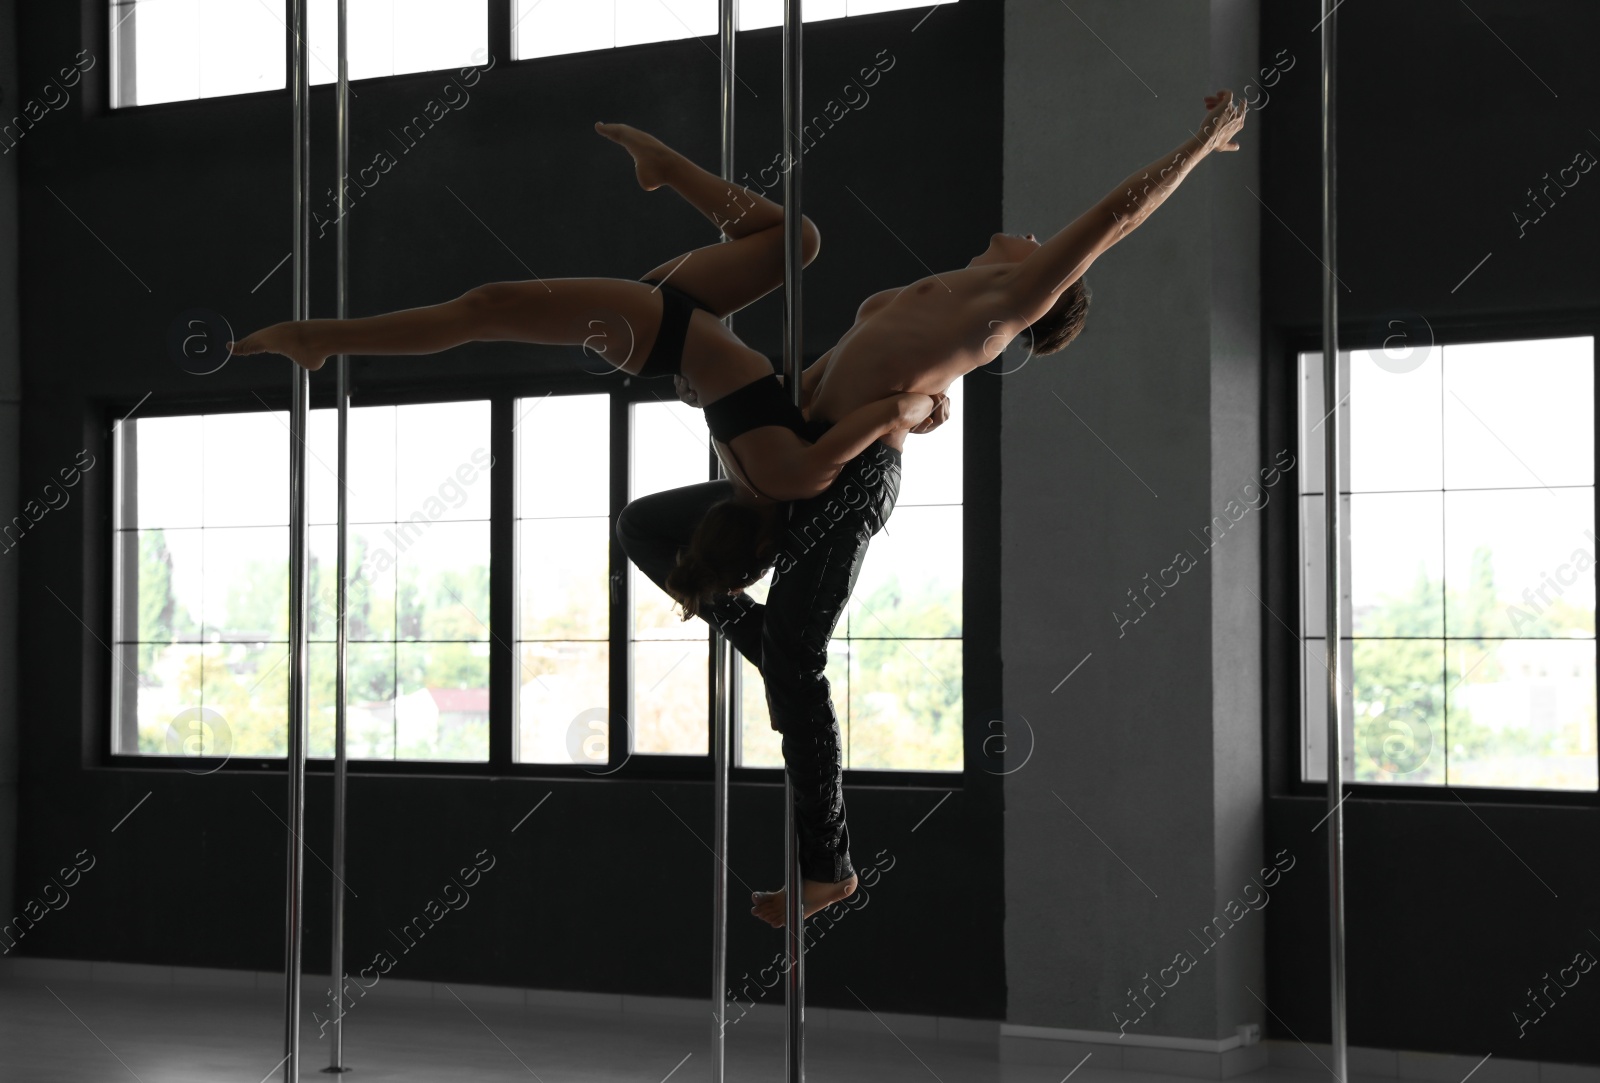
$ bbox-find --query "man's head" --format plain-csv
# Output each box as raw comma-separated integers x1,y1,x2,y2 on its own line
1024,276,1092,355
969,232,1092,355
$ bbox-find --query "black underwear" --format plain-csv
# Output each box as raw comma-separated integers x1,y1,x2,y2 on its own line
636,277,715,379
704,374,809,442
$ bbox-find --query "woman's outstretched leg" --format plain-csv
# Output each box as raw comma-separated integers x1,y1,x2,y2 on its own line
597,121,785,238
227,277,656,373
596,122,820,319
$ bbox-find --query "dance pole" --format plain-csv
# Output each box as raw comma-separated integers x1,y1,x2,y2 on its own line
326,0,353,1073
283,0,312,1078
1319,3,1349,1081
780,1,805,1081
708,1,738,1081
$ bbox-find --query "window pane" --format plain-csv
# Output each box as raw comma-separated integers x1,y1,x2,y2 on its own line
633,640,708,754
517,394,612,763
131,0,202,107
513,0,615,59
203,526,288,640
1350,492,1441,638
1351,637,1445,785
396,520,490,640
346,525,401,641
1349,344,1442,493
518,394,609,518
121,527,204,642
1445,489,1595,639
849,0,954,14
310,641,399,758
1443,337,1593,490
1301,636,1355,784
201,0,287,98
202,640,290,757
846,505,960,639
396,642,489,760
1446,639,1598,791
519,519,608,640
346,406,398,525
740,0,845,30
738,655,783,767
630,400,710,754
1299,494,1357,638
849,639,960,770
396,401,493,523
895,376,963,507
121,642,204,754
616,0,715,47
130,415,203,529
518,643,609,764
204,412,289,527
310,0,488,84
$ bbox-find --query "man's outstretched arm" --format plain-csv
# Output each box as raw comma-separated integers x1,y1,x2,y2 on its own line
1003,89,1248,318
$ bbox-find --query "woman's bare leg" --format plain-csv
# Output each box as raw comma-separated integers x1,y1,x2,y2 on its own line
597,122,820,320
597,121,783,238
227,278,658,373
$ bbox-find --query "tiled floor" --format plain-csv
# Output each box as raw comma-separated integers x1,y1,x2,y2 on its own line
0,972,1464,1083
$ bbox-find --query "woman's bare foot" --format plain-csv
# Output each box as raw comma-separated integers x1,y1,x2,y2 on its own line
751,873,858,928
594,121,677,191
227,321,327,372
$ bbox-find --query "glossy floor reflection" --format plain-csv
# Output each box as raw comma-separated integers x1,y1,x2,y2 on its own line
0,974,1444,1083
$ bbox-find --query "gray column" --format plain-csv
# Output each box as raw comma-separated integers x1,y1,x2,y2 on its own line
1001,0,1266,1048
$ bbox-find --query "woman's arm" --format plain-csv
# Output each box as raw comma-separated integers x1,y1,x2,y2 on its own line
766,393,933,500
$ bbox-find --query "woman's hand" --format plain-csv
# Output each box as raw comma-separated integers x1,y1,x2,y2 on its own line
908,392,950,435
894,392,938,431
674,374,703,409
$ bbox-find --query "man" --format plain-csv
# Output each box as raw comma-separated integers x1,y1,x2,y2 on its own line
620,90,1250,926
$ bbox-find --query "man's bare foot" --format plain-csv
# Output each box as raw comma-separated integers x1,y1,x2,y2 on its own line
227,321,327,372
594,121,677,191
751,873,858,928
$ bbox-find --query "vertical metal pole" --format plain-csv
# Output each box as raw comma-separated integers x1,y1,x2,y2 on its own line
284,0,312,1079
709,2,738,1082
1319,4,1349,1081
326,0,352,1073
781,2,805,1082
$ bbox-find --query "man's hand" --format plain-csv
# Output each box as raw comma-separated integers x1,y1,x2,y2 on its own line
1198,89,1248,153
674,374,703,409
908,392,950,435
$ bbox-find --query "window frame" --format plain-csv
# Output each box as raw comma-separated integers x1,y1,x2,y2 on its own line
1274,314,1600,809
94,366,974,789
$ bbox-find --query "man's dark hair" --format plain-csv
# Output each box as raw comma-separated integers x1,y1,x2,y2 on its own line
1025,277,1092,355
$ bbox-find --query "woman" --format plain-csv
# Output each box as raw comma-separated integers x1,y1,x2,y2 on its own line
229,122,933,614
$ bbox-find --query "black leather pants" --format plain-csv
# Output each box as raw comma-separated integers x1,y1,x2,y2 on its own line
616,441,902,884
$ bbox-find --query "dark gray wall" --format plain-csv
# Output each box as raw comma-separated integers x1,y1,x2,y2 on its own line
0,0,21,948
6,0,1007,1020
1258,0,1600,1067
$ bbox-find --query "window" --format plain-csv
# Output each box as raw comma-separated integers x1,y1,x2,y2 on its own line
515,393,611,764
1297,335,1598,792
113,382,965,773
112,401,493,762
510,0,957,61
629,399,713,756
737,377,966,772
109,0,487,109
